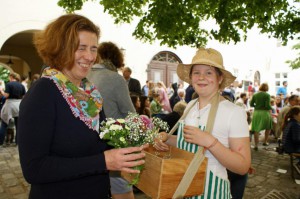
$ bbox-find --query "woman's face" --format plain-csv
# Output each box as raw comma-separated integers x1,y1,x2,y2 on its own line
135,97,141,108
62,31,98,86
190,64,222,96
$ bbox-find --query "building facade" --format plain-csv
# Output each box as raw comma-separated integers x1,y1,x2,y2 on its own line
0,0,299,96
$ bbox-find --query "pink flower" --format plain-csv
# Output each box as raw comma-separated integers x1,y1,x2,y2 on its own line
139,115,154,129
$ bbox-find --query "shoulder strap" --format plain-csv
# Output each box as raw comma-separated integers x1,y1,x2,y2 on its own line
172,93,221,199
168,99,197,136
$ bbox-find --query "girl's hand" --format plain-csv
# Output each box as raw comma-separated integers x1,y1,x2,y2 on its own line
153,132,169,151
183,125,213,147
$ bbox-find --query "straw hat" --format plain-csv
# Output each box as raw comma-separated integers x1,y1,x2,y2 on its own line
177,48,236,89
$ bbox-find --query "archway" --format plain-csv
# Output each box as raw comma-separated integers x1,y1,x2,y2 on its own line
146,51,182,87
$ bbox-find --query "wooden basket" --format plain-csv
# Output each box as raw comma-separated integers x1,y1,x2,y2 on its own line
121,145,207,199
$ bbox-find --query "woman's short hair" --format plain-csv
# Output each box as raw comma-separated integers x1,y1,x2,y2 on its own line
34,14,100,71
10,72,21,82
98,42,124,68
259,83,269,92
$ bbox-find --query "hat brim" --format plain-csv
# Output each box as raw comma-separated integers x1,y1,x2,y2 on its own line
177,63,236,89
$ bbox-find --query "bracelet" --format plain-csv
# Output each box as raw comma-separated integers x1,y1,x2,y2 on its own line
206,138,218,149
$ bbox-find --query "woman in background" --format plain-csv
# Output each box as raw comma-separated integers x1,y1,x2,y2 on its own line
250,83,273,150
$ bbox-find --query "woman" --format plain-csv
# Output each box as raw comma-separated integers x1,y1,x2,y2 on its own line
87,41,136,199
250,83,273,150
282,106,300,154
155,48,251,198
157,81,172,113
139,95,151,118
18,14,145,199
0,72,26,146
130,95,141,113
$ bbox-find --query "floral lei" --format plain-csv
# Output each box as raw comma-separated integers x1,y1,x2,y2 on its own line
42,67,103,132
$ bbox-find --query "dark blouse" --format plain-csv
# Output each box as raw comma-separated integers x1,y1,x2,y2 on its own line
18,78,110,199
282,118,300,153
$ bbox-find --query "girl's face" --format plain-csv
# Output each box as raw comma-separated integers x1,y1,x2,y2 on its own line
62,31,98,86
190,64,222,97
145,98,150,107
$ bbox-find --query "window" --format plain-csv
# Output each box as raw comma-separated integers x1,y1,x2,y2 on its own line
275,73,280,78
282,73,288,78
275,81,280,86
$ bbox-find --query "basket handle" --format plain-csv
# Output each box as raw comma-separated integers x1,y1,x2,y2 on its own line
172,92,221,199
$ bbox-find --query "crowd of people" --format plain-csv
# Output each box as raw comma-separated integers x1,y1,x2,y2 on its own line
0,13,299,199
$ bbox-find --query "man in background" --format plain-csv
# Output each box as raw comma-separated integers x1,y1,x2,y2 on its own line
123,67,142,96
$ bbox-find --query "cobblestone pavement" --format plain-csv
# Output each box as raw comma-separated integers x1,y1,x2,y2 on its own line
1,136,300,199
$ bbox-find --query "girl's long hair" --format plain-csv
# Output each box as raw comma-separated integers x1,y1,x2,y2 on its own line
282,106,300,131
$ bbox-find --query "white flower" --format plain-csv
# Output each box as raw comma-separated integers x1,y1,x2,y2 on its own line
106,119,116,125
116,119,125,123
100,129,108,139
110,124,122,131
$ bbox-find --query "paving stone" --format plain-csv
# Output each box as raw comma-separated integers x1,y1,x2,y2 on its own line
1,137,300,199
8,185,25,195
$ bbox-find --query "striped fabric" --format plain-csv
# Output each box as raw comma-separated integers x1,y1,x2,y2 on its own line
177,122,231,199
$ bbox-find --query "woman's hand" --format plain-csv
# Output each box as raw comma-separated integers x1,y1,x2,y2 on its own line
153,132,169,151
104,144,148,173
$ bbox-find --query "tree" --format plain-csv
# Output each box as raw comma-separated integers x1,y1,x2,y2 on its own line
286,42,300,69
57,0,300,48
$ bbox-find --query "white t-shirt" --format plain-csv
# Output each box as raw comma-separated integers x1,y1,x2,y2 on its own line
177,99,249,179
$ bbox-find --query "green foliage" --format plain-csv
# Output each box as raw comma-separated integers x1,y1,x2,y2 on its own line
57,0,300,48
286,42,300,69
0,65,10,83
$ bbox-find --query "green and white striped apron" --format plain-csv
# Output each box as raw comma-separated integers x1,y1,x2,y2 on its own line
177,121,231,199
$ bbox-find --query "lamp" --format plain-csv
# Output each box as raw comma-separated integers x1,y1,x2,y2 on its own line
6,55,14,66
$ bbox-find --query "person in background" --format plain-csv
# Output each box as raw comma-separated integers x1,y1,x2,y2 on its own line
235,93,248,111
21,75,29,92
248,82,254,98
250,83,273,150
29,73,40,88
169,82,178,109
88,41,136,199
277,81,288,98
122,67,142,96
173,88,185,106
160,101,187,134
150,92,162,117
281,106,300,169
276,95,299,139
0,72,26,146
18,14,146,199
166,82,174,98
141,80,150,96
184,84,195,103
130,95,141,113
155,48,250,198
275,95,283,113
156,81,172,113
139,95,151,118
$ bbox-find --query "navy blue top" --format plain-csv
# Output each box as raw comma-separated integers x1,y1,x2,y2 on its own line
5,81,26,99
18,78,110,199
282,118,300,153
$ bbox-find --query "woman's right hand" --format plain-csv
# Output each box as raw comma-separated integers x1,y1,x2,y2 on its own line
104,145,148,173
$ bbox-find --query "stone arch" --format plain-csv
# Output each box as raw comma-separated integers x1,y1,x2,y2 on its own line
0,21,45,78
146,51,183,86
